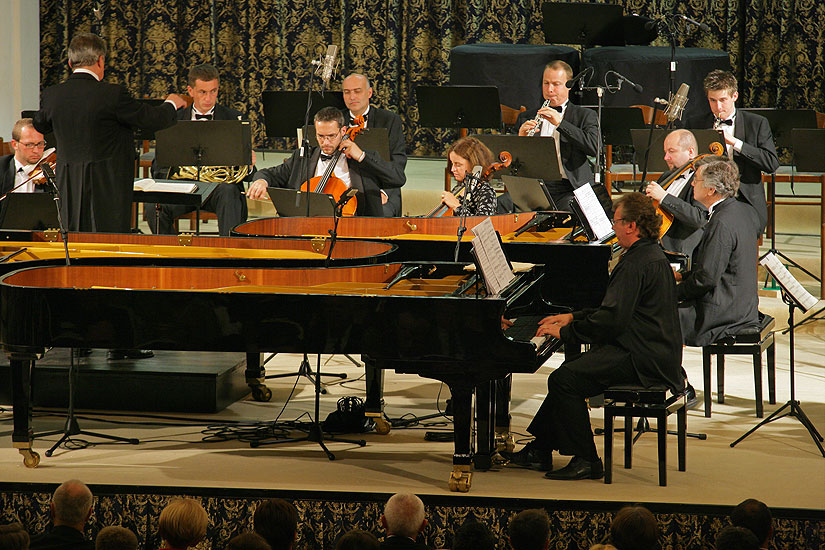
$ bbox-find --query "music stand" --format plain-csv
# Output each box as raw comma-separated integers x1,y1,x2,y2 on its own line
595,106,647,191
731,254,824,457
416,86,502,130
261,91,345,138
631,128,725,173
472,134,563,181
541,2,624,48
268,187,336,217
0,193,60,229
502,175,555,211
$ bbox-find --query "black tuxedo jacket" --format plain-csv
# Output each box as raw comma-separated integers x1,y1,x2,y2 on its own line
346,106,407,216
516,102,599,189
33,72,177,232
683,109,779,231
656,168,707,259
30,525,94,550
0,154,16,198
253,146,383,216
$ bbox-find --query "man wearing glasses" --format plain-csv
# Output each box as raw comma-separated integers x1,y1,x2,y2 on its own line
1,118,48,196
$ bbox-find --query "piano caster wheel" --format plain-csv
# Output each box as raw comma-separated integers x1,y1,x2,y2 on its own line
20,449,40,468
251,385,272,402
495,431,515,453
374,417,391,435
448,465,472,493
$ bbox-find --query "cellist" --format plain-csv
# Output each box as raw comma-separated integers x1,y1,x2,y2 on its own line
643,129,708,261
247,107,383,216
438,136,497,217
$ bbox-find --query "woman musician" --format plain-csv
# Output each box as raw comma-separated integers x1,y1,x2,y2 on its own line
439,136,497,217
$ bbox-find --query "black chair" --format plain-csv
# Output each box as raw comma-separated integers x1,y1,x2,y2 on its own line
702,313,776,418
603,384,687,486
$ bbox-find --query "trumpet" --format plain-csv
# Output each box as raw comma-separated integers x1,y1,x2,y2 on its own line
526,99,552,136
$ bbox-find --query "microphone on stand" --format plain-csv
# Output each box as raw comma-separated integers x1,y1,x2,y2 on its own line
335,187,358,210
565,67,593,90
677,14,710,32
314,44,339,91
655,83,690,122
608,71,644,93
40,164,57,190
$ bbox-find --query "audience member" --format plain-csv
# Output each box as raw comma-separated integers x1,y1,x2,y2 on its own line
30,480,94,550
157,499,207,550
226,533,271,550
451,519,495,550
715,526,760,550
380,493,429,550
253,498,299,550
588,545,617,550
609,506,658,550
730,499,773,549
336,529,380,550
507,509,550,550
0,523,30,550
94,527,136,550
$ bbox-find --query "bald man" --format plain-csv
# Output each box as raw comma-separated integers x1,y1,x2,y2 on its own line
30,480,94,550
380,493,429,550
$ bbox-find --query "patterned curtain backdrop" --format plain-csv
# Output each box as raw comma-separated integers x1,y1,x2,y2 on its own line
39,0,825,155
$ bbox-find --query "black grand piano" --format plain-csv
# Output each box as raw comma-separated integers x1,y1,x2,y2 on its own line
1,261,565,491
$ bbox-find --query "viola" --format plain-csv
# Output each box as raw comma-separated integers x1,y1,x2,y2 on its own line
0,149,57,202
298,116,365,217
427,151,513,217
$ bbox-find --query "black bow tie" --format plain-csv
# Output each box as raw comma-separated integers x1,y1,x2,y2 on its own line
716,118,733,126
320,153,335,162
548,105,563,113
194,113,213,120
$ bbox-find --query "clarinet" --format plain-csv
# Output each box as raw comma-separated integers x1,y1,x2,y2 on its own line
526,99,552,136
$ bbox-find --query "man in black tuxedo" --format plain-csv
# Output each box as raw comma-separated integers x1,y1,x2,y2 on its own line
644,129,707,260
0,119,49,206
379,493,430,550
247,107,384,216
683,70,779,234
341,73,407,216
33,33,185,232
515,60,600,211
29,480,94,550
677,156,760,347
146,63,253,236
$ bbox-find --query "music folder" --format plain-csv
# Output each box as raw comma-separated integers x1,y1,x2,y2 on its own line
268,187,336,217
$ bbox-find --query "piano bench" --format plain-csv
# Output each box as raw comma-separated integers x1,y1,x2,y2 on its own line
702,313,776,418
602,384,687,487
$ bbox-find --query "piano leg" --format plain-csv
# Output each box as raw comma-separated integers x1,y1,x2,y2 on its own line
449,385,473,492
494,375,515,453
364,357,389,434
244,352,272,402
474,381,495,471
9,354,40,468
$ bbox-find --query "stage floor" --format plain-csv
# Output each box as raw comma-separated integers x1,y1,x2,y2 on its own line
0,285,822,511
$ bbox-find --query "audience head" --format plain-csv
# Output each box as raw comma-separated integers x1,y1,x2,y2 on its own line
730,499,772,548
381,493,427,540
158,498,208,550
253,498,299,550
611,193,661,245
68,33,106,72
0,523,29,550
452,518,495,550
335,529,379,550
226,532,272,550
95,526,137,550
51,480,94,531
693,156,740,205
715,526,760,550
609,506,658,550
447,136,494,184
508,509,550,550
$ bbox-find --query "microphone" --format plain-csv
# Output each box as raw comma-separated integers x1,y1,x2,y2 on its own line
678,14,710,32
654,83,690,123
335,187,358,209
643,17,662,31
565,67,593,90
41,164,57,190
609,71,644,93
319,44,338,89
465,165,483,183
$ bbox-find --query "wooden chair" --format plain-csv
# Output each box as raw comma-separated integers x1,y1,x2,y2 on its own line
631,104,669,127
0,139,13,156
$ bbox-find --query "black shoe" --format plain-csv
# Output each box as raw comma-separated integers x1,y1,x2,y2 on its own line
544,456,604,480
107,349,154,360
500,442,552,471
685,384,700,410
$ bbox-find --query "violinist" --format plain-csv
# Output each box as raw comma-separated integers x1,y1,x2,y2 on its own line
248,106,384,216
439,136,497,217
1,119,49,197
643,129,708,260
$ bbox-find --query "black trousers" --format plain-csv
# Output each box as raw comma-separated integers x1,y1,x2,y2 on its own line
527,344,641,461
145,182,247,236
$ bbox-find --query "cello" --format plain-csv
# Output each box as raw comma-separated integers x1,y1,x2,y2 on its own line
427,151,513,217
298,115,365,217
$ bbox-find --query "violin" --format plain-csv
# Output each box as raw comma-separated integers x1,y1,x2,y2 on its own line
298,116,365,217
0,148,57,202
427,151,513,217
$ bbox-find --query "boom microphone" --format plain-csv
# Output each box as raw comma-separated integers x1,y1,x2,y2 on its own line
678,14,710,32
655,83,690,122
565,67,593,90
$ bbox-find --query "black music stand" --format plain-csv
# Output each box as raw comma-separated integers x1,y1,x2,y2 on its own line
541,2,624,49
416,86,502,130
0,193,60,229
261,91,345,140
502,176,555,212
472,134,563,181
595,106,647,191
268,187,336,217
631,128,726,173
731,255,824,457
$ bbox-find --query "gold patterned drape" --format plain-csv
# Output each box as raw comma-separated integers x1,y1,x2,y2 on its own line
39,1,825,155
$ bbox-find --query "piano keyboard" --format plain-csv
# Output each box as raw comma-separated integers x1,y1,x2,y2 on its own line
505,314,560,351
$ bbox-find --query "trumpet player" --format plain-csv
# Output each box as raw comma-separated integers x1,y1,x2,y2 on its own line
515,60,600,211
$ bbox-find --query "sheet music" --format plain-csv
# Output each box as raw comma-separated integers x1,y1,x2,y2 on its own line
133,179,197,193
470,217,515,296
573,184,613,241
760,252,818,311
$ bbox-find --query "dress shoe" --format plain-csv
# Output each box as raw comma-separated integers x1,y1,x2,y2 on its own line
544,456,604,480
107,349,155,360
685,384,700,410
500,441,552,471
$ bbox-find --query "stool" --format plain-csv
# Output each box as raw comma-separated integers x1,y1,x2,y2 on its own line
702,313,776,418
603,384,687,486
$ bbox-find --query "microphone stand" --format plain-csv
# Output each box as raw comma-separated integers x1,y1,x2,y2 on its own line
302,58,320,219
453,175,478,262
40,165,70,267
325,190,356,267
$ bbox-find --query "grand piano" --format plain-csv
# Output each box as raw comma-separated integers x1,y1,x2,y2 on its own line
1,261,562,492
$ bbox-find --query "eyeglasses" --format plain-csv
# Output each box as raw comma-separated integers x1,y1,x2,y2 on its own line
610,217,626,226
18,141,46,150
